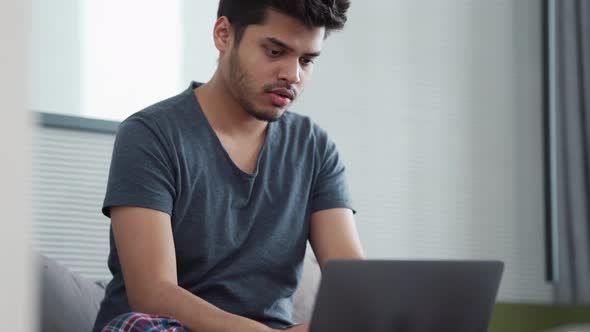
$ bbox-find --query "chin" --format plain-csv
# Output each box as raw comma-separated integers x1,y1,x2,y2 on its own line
263,110,285,123
248,108,285,122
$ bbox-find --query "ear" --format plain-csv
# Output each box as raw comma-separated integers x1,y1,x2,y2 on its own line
213,16,233,52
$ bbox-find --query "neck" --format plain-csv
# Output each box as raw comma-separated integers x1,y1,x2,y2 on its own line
195,71,268,139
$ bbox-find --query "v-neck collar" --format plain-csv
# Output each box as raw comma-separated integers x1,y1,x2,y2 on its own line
186,81,277,178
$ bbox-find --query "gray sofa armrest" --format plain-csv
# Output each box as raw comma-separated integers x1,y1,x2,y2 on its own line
292,247,322,323
37,253,106,332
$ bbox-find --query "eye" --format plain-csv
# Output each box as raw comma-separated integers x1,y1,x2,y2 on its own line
265,47,283,58
300,58,315,67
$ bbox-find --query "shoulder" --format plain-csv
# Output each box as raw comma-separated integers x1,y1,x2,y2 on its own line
279,111,329,143
118,88,195,139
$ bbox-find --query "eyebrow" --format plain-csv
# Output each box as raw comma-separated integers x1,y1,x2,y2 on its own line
266,37,321,57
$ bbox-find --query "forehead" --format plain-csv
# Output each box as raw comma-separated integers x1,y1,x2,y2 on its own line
240,9,325,53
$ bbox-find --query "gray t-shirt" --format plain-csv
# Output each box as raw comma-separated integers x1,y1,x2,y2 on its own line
92,81,354,331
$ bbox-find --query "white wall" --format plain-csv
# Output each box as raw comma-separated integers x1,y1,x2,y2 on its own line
181,0,219,84
0,0,36,331
295,0,551,302
28,0,83,115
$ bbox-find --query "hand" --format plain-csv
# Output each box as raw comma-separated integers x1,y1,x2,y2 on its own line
282,322,310,332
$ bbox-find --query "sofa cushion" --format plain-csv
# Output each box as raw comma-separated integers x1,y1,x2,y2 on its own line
292,247,322,323
37,253,106,332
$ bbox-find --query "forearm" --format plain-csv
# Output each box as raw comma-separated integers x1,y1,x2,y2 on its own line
135,281,272,332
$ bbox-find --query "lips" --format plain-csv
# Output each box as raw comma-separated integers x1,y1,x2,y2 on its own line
270,88,295,100
269,92,291,107
268,88,295,107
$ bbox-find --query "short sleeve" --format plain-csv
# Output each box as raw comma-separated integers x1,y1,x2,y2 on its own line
102,117,176,218
310,129,355,214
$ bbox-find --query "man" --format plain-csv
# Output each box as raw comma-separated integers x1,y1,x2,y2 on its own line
92,1,364,331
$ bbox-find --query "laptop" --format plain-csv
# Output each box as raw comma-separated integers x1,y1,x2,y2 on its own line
308,260,504,332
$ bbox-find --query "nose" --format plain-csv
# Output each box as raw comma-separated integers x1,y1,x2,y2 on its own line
278,59,301,85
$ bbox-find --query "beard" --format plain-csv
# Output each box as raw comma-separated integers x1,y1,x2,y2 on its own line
228,47,296,123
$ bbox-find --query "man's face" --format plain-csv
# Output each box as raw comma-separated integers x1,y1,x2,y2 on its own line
222,9,325,122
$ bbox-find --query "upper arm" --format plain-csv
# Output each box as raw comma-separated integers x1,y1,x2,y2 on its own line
110,206,177,311
309,208,365,269
103,118,176,218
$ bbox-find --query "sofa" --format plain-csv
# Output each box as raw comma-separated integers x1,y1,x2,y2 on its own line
38,250,590,332
37,248,321,332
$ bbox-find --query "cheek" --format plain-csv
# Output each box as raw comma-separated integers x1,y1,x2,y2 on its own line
299,68,313,85
253,64,279,86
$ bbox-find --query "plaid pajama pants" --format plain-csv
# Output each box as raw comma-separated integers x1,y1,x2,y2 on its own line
101,312,190,332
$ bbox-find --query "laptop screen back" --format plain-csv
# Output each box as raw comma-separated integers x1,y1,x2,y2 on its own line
309,260,504,332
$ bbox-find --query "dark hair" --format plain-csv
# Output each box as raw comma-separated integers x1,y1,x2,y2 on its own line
217,0,351,44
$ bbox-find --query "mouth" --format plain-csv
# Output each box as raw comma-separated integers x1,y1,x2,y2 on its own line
267,88,295,108
270,88,295,100
268,92,292,108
